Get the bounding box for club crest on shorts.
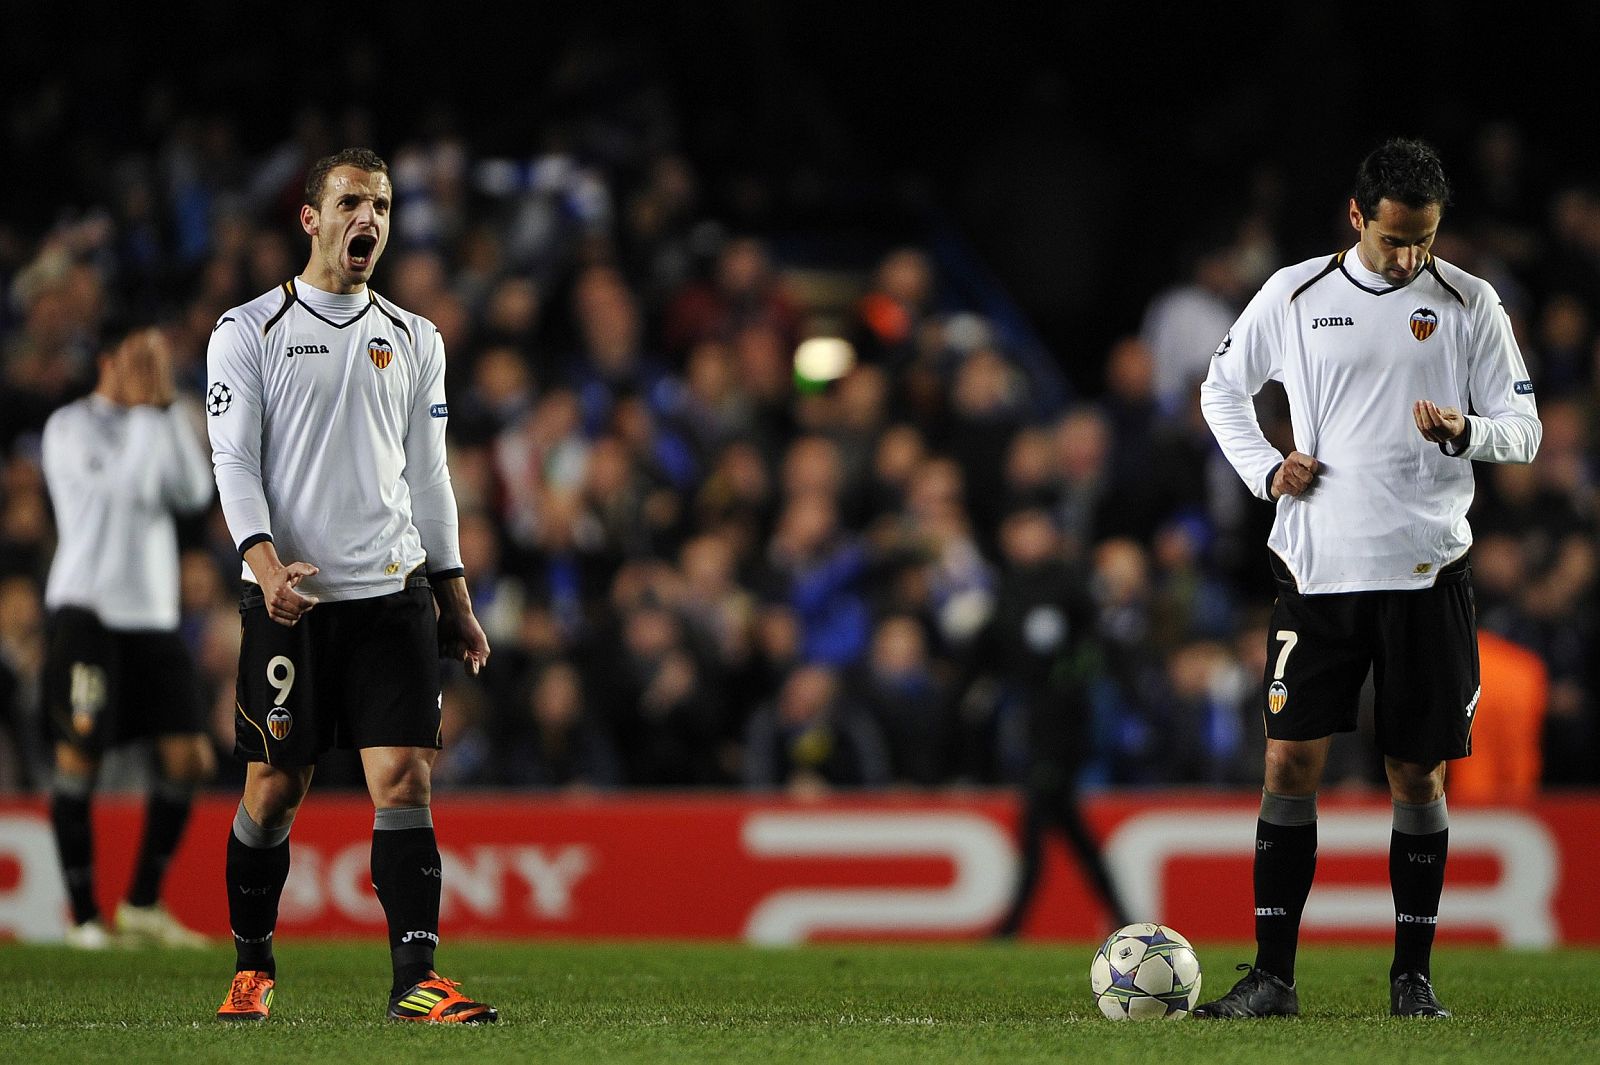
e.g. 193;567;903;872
368;337;394;369
1267;681;1289;714
266;706;293;740
1409;308;1439;341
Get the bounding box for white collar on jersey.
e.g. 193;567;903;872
1343;244;1429;293
294;275;372;318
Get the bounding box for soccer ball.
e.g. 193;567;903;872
1090;923;1202;1020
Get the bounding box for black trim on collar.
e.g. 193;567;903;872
1423;259;1468;307
369;291;414;342
286;278;377;330
1337;251;1424;296
1289;253;1344;303
261;282;295;335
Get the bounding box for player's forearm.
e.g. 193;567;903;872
1199;377;1283;500
214;457;274;556
1451;410;1542;464
409;477;464;574
242;540;288;585
431;573;475;618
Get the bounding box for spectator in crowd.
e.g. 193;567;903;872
590;602;723;786
0;574;45;790
744;663;891;795
850;247;937;370
504;660;622;791
663;236;802;361
762;489;872;669
848;614;948;787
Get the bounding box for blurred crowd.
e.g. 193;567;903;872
0;99;1595;798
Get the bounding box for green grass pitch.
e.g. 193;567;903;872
2;941;1597;1064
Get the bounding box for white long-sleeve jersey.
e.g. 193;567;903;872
206;277;463;603
43;395;215;631
1201;248;1541;594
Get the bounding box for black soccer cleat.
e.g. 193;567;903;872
1391;971;1451;1018
1192;963;1300;1019
388;973;498;1024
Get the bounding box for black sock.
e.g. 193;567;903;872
1390;826;1448;979
1253;818;1317;984
49;788;97;925
127;782;194;907
370;808;441;996
226;809;291;978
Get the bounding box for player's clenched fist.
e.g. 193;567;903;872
1270;451;1319;500
264;562;319;626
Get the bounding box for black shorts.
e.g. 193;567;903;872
234;579;443;767
1262;551;1479;762
42;607;205;753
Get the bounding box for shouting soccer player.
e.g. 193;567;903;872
207;148;496;1023
1196;138;1541;1019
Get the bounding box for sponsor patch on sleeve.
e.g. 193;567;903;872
1514;380;1534;395
429;403;448;418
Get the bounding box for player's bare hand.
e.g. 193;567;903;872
439;609;490;675
1271;451;1320;499
115;329;176;408
263;562;319;626
1414;400;1467;445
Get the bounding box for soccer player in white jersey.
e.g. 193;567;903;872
1195;139;1541;1019
207;148;496;1024
40;325;216;949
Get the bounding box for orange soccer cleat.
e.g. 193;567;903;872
216;970;275;1021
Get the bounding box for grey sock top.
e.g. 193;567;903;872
1260;789;1318;827
232;801;292;849
1392;795;1449;835
373;805;434;831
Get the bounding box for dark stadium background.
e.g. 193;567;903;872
6;0;1597;391
3;0;1600;954
2;0;1598;793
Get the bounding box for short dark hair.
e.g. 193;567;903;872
1352;138;1451;220
303;147;389;207
97;311;160;356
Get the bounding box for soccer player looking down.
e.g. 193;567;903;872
207;148;496;1024
1196;138;1541;1019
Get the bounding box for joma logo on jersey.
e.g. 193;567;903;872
368;337;394;369
1410;308;1439;341
285;344;330;357
1310;316;1354;329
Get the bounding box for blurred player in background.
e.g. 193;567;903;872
41;325;217;948
207;148;495;1024
1197;138;1541;1018
962;506;1132;937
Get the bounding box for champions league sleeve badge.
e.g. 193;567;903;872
206;382;233;416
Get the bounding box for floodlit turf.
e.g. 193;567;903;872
2;941;1598;1064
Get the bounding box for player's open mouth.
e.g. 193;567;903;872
348;235;377;267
